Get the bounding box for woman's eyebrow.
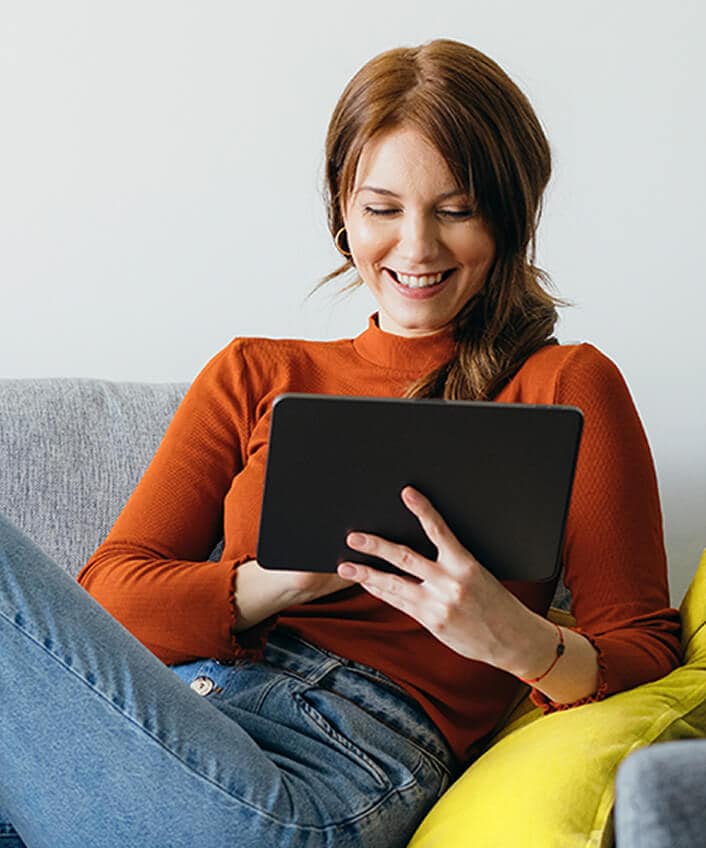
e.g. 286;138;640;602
354;186;467;200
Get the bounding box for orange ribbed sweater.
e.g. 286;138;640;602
76;314;681;765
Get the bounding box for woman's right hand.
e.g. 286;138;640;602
232;560;354;633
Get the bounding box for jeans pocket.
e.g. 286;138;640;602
293;688;393;791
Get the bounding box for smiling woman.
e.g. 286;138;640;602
0;37;681;848
342;126;496;338
316;39;559;401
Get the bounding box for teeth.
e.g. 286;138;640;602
394;270;446;288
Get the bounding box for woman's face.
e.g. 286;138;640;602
343;125;496;337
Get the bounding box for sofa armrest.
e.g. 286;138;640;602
615;739;706;847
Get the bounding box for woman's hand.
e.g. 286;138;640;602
337;485;554;673
233;560;353;633
263;564;354;603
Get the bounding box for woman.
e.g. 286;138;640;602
0;39;681;848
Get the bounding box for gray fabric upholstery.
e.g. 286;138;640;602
0;378;188;577
615;740;706;848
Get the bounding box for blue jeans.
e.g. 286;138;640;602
0;514;455;847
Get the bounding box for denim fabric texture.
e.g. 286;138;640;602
615;740;706;848
0;513;454;847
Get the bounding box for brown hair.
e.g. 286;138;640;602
313;38;564;400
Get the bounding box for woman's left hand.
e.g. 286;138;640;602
337;485;539;670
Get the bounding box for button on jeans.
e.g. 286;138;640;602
0;514;455;847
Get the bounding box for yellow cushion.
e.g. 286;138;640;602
408;549;706;848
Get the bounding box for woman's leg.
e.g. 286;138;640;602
0;514;451;848
0;810;25;847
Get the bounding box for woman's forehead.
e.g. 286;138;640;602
351;126;466;196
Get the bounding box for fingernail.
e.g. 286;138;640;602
348;532;366;547
339;564;357;578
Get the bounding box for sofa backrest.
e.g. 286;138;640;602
0;378;188;577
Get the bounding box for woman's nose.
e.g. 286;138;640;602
395;214;440;266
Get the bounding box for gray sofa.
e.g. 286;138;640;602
1;377;703;848
614;739;706;847
0;378;225;579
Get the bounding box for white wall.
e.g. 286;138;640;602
1;0;704;601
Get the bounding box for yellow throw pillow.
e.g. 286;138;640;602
408;550;706;848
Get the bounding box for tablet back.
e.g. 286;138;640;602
257;394;583;582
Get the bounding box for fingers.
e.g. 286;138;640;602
400;486;467;561
337;560;422;618
344;530;434;581
339;486;478;596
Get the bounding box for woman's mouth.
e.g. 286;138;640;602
383;267;455;298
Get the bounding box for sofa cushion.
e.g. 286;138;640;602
682;550;706;664
408;549;706;848
0;378;188;576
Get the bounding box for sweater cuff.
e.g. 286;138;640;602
228;558;278;661
529;626;609;713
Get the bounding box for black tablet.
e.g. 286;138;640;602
256;393;583;582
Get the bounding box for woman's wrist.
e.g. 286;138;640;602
498;606;559;680
499;606;600;704
517;621;566;685
232;560;308;633
533;626;600;704
232;561;352;633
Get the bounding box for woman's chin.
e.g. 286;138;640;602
377;307;452;338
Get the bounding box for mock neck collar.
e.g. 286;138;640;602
352;313;456;373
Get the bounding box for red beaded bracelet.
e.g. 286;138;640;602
519;623;566;685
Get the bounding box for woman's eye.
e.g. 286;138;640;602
439;209;474;219
362;207;474;219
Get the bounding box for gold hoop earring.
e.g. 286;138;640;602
334;227;352;258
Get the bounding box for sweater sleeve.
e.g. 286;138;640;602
76;341;270;665
530;344;682;711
